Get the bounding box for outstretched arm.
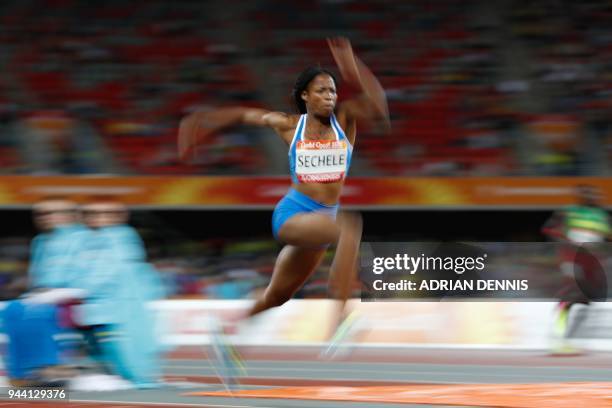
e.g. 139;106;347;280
178;107;293;161
328;37;390;130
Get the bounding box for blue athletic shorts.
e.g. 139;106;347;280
272;188;339;241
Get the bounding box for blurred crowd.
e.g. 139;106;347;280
0;232;336;301
0;0;609;176
0;208;592;302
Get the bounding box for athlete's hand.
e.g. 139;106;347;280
178;108;240;162
327;37;360;84
178;112;201;161
329;37;390;131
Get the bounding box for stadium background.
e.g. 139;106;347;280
0;0;611;298
0;0;611;406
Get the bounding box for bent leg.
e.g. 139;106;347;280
277;213;340;248
248;245;326;317
272;211;363;319
328;211;363;323
328;212;363;302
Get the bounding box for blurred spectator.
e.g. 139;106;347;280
524;114;584;176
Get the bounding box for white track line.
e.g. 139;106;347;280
162;364;612;381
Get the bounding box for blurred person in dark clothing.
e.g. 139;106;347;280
542;184;610;353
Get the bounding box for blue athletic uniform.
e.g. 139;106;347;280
272;113;353;240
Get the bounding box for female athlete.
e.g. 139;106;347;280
179;37;389;326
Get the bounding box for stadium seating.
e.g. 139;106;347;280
0;0;608;176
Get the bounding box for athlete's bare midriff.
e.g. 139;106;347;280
292;181;344;206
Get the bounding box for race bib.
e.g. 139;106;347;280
295;140;347;183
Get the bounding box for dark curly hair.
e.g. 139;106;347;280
292;66;338;114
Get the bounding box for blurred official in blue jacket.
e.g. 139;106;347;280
29;199;88;289
4;199;86;385
76;200;164;388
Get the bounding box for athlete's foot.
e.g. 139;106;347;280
209;317;247;389
550;343;583;356
320;310;361;360
549;307;582;355
554;307;569;337
221;313;248;377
